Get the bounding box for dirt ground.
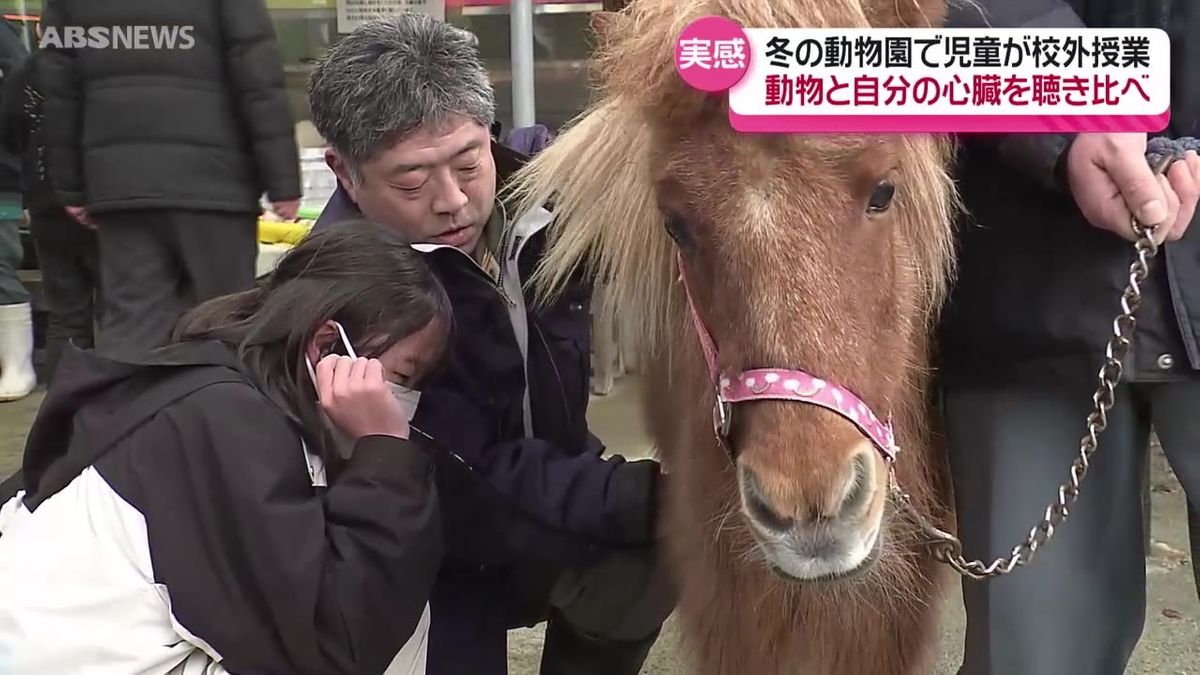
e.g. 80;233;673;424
2;383;1197;673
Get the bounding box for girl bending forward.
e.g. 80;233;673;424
0;220;453;674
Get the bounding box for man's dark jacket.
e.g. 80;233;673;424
37;0;301;214
938;0;1200;385
312;138;661;674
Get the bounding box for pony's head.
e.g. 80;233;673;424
510;0;956;584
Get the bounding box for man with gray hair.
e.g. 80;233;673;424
308;14;674;675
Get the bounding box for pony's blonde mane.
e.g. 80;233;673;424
505;0;960;370
506;97;680;361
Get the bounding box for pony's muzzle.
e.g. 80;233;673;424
739;447;874;529
736;442;885;582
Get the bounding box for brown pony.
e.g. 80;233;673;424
506;0;961;671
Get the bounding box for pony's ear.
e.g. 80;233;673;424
865;0;947;28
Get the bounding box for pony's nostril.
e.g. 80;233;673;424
838;449;875;518
739;466;794;533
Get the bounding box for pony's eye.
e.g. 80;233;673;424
867;182;896;213
663;212;692;246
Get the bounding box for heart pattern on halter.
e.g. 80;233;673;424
719;369;898;461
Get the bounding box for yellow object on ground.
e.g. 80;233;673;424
257;219;312;245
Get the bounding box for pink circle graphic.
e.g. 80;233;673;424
674;15;751;93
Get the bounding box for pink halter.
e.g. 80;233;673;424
676;253;899;463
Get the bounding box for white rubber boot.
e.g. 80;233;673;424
0;302;36;401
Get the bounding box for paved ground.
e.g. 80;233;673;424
2;376;1197;673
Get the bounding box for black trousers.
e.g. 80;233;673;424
941;374;1200;675
28;209;98;383
537;544;677;675
93;209;257;353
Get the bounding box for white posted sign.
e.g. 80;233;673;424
337;0;445;33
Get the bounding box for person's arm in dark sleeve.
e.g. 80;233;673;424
412;385;660;568
218;0;302;203
946;0;1088;194
125;384;442;675
0;56;30;157
0;55;28;156
37;0;84;206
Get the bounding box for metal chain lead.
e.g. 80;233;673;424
894;152;1177;581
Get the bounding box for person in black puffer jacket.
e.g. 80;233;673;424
37;0;302;353
0;49;98;387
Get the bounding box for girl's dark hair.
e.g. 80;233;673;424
173;219;453;464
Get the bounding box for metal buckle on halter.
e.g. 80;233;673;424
713;388;732;439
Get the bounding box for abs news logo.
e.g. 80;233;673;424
38;25;196;51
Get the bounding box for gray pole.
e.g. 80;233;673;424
17;0;32;51
509;0;536;128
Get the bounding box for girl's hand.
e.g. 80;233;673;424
315;355;410;440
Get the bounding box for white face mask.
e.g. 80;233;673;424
390;383;422;422
306;320;423;421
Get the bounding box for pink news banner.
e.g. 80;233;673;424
674;16;1171;133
